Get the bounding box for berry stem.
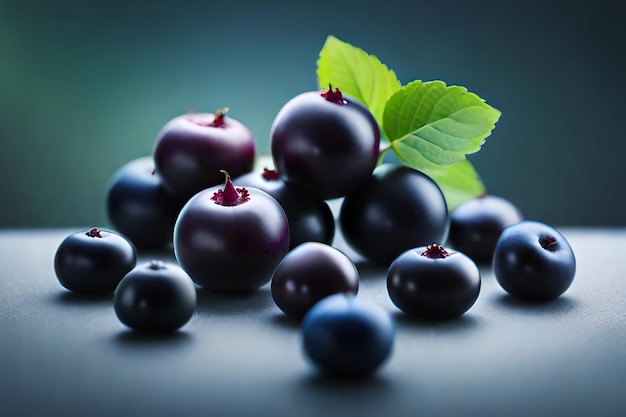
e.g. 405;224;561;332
211;108;229;128
186;108;229;127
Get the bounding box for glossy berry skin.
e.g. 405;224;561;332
106;156;185;250
387;244;481;319
234;169;335;249
448;194;523;264
114;260;197;333
54;228;137;294
339;164;449;265
174;175;290;291
153;110;255;200
271;242;359;320
493;221;576;301
301;294;394;376
270;87;380;200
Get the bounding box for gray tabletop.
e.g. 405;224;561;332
1;227;625;417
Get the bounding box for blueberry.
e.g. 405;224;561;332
106;156;185;250
301;294;394;376
271;242;359;320
270;86;380;200
339;164;449;264
234;168;335;249
174;171;290;291
114;260;197;333
493;220;576;301
54;228;137;294
448;194;523;264
387;243;481;319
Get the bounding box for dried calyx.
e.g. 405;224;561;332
539;235;558;251
261;167;280;180
211;170;250;206
321;85;346;105
86;228;103;238
420;243;451;259
188;107;229;127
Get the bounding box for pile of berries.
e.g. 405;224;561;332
53;86;576;377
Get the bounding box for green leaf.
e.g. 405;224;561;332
384;80;501;166
427;159;486;211
317;35;402;125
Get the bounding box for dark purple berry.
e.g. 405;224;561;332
448;194;523;264
114;260;197;333
271;242;359;320
174;171;290;291
54;228;137;294
270;86;380;200
387;243;481;319
106;156;185;250
339;164;449;264
493;221;576;301
153;108;255;200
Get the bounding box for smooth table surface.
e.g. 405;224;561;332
1;228;625;417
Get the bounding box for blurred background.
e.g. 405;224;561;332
1;0;624;228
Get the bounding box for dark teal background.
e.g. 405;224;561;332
1;0;624;228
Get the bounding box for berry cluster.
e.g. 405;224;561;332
53;86;576;377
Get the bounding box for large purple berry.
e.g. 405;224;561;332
270;86;380;200
174;171;290;291
340;164;449;264
153;109;255;200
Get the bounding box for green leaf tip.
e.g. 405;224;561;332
317;35;401;125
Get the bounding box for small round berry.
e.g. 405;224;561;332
114;260;197;333
54;228;137;294
271;242;359;320
301;294;394;376
493;221;576;301
448;194;524;264
387;243;481;319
